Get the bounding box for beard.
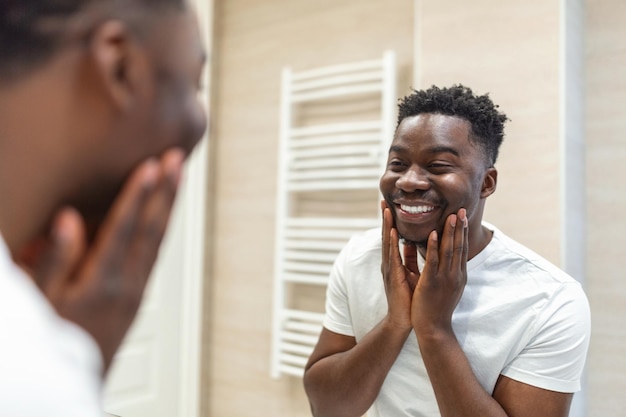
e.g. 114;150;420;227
397;226;431;255
400;234;428;249
382;193;445;252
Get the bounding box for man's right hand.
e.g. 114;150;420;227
21;148;185;373
380;200;419;332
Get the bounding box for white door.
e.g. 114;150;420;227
102;142;209;417
102;2;213;415
103;196;185;416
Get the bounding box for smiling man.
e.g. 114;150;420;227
303;85;590;417
0;0;206;415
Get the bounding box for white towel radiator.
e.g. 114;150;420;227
271;51;397;378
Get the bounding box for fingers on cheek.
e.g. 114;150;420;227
441;214;457;254
389;228;398;260
58;208;86;262
383;208;392;231
426;230;439;266
98;164;160;258
146;162;180;231
133;181;177;271
455;217;465;256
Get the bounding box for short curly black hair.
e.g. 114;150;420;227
0;0;186;80
397;84;508;166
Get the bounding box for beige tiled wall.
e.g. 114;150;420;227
585;0;626;415
416;0;562;264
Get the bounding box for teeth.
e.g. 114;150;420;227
400;204;435;214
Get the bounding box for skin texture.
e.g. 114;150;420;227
303;114;573;417
0;3;206;372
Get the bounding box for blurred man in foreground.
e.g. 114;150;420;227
0;0;206;415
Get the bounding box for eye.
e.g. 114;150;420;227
428;162;454;173
388;159;407;171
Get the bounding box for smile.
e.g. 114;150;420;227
399;204;435;214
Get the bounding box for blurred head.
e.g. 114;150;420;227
0;0;192;79
0;0;207;230
380;85;507;252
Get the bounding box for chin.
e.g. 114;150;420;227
69;182;121;242
396;226;431;248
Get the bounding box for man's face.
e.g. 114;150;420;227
379;113;490;248
134;9;207;160
75;8;207;228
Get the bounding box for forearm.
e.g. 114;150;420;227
417;329;508;417
304;318;411;417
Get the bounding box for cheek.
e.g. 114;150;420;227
379;171;395;195
187;97;208;142
157;89;207;153
175;96;207;154
437;174;481;209
438;175;468;191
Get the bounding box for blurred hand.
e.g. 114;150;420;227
18;148;185;372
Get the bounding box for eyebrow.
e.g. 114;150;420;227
388;145;461;157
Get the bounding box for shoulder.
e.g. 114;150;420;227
0;348;103;416
329;227;383;289
472;223;589;323
338;227;382;265
483;222;582;287
0;241;103;415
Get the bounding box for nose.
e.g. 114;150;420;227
396;167;430;193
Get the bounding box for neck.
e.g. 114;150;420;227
468;223;493;259
0;127;60;254
466;203;493;260
0;67;77;254
414;222;493;261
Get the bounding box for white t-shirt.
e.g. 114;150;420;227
0;234;104;416
324;223;590;417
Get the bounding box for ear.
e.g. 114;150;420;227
88;20;148;111
480;167;497;198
